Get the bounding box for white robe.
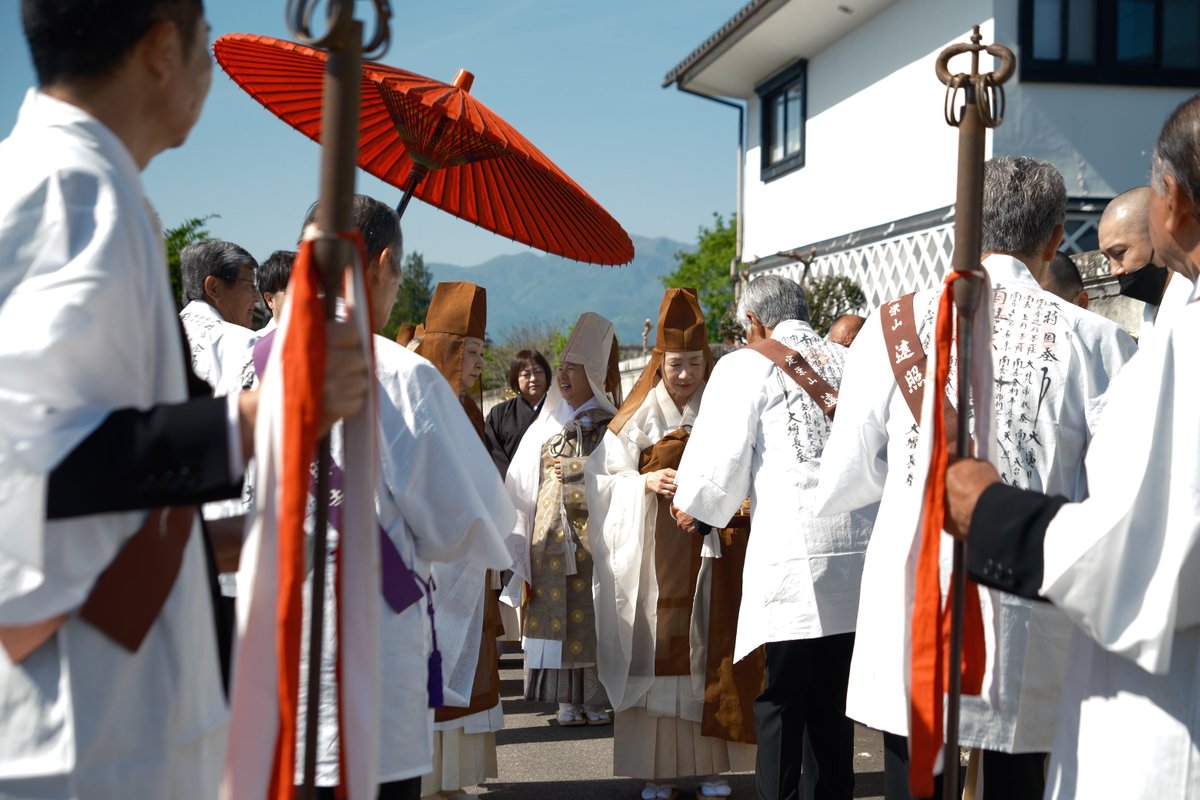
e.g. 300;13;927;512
298;337;515;785
674;319;875;664
1037;287;1200;798
0;90;227;799
179;299;259;398
178;300;258;527
586;380;707;713
815;254;1136;752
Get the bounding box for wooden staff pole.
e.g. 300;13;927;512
301;2;361;797
934;27;1014;800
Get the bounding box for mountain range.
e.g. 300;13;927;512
427;234;692;344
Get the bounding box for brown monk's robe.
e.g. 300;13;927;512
640;431;763;744
701;509;764;745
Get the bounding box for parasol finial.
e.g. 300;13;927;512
452;69;475;92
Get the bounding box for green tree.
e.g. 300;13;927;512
381;251;434;341
661;213;736;342
803;274;867;337
164;215;216;309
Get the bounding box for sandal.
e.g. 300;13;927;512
583;708;612;726
699;779;732;797
641;784;660;800
555;707;586;727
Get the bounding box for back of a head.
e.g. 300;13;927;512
22;0;203;87
301;194;402;273
737;274;810;329
829;314;866;346
1152;95;1200;208
1043;251;1085;302
180;239;257;304
981;155;1067;257
257;249;296;295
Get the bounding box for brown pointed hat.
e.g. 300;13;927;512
423;281;487;340
609;287;711;434
415;282;488;434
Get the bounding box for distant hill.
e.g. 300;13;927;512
427;235;692;344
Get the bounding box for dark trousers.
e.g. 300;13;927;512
754;634;856;800
882;732;1045;800
312;777;420;800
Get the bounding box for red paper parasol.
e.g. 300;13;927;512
213;33;634;266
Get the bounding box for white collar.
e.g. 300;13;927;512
982;253;1042;290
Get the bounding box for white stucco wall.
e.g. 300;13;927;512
739;0;1198;261
740;0;992;262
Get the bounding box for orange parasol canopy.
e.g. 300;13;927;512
214;33;634;266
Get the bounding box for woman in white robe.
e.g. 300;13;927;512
587;288;755;800
503;313;622;727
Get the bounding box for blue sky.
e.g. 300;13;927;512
0;1;741;267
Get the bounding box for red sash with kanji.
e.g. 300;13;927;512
748;338;838;419
902;278;987;799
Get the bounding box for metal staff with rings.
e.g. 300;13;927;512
910;25;1015;800
285;2;392;798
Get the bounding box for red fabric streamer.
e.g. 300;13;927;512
908;271;987;799
271;240;327;800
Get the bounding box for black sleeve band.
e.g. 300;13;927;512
47;397;242;519
966;482;1068;601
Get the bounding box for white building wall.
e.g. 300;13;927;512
741;0;993;263
991;0;1195;198
739;0;1197;267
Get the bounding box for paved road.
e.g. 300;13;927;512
460;650;886;800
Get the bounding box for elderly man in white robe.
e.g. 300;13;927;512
178;239;265;584
0;2;369;798
946;95;1200;800
815;155;1135;800
179;239;262;397
672;275;875;800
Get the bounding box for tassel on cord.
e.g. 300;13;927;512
416;574;444;709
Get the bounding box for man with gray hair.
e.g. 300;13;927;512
673;274;875;800
944;92;1200;800
815;155;1135;799
179;239;262;396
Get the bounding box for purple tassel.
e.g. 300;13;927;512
417;573;444;709
426;648;444;709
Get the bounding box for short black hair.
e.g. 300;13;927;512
181;239;257;304
301;194;402;274
507;349;552;394
1044;251;1085;300
1152;94;1200;207
22;0;205;87
258;249;296;297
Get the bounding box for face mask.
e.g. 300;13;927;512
1117;262;1170;305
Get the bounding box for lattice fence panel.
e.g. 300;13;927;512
750;210;1100;312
